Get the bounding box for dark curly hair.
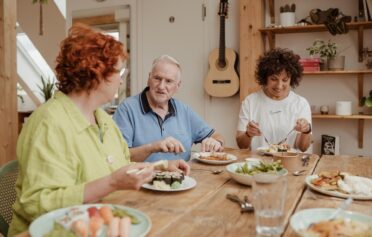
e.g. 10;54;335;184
255;48;303;88
55;23;127;94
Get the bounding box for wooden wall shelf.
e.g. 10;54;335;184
303;70;372;75
312;114;372;148
312;114;372;119
259;22;372;62
259;22;372;34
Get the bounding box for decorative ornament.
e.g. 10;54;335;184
32;0;48;36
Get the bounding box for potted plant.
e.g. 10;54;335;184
306;39;345;71
279;3;296;27
360;90;372;115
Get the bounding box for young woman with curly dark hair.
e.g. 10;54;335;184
236;48;312;152
8;23;189;236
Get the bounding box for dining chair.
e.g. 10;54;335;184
0;160;18;237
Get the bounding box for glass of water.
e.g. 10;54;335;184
252;174;287;237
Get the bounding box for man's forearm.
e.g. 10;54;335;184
129;144;156;162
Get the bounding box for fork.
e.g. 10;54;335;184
251;120;271;146
263;134;272;146
276;127;296;145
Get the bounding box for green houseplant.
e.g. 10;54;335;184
361;90;372;115
279;4;296;26
38;76;55;101
306;39;344;71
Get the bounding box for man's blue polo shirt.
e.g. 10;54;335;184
113;87;214;162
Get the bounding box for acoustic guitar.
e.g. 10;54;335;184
204;0;239;97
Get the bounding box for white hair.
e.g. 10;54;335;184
151;55;181;80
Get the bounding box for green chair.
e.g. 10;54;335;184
0;160;18;237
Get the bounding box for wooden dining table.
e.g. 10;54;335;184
15;150;372;237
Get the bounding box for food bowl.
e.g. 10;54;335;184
273;152;298;158
226;162;288;186
290;208;372;237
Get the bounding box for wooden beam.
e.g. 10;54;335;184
358;119;364;148
0;0;17;165
72;14;120;26
268;0;275;24
239;0;263;101
358;25;363;62
357;73;363;106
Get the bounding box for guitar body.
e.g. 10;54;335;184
204;48;239;97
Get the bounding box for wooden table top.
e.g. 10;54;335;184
15;151;372;237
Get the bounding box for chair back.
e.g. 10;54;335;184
0;160;18;237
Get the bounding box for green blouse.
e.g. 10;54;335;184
8;91;130;235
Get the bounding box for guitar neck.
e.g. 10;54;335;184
218;15;226;66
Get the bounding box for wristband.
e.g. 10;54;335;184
245;131;252;138
302;124;312;134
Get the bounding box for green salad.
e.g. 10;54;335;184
235;160;283;175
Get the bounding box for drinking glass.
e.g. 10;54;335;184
252;174;287;237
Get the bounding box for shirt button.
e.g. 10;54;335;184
106;155;114;164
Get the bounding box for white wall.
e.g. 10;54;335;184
17;0;66;70
68;0;372;156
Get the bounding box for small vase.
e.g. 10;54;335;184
280;12;296;27
328;56;345;71
320;58;328;71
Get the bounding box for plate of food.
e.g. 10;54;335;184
192;152;237;165
305;170;372;200
290;208;372;237
142;171;196;192
226;159;288;186
29;204;151;237
257;144;297;156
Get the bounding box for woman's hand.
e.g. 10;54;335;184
246;121;261;137
295;118;311;134
167;160;190;176
201;137;223;152
110;163;154;191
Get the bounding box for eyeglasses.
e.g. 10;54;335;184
119;68;129;80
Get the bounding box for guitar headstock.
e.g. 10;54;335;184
218;0;229;18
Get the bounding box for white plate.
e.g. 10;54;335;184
142;176;197;192
290;208;372;236
192;152;238;165
257;146;297;156
305;175;372;200
29;204;151;237
226;162;288;186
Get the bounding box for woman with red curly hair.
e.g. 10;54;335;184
8;24;189;235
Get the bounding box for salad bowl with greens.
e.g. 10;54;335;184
226;160;288;186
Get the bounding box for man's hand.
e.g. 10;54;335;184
201;137;223;152
154;136;185;153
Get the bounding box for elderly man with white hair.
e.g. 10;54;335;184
113;55;224;162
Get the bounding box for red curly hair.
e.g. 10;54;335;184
55;23;127;94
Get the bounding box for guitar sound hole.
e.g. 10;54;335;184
212;80;231;84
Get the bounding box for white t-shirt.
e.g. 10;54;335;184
237;89;312;151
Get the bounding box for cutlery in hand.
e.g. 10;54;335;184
276;127;296;145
